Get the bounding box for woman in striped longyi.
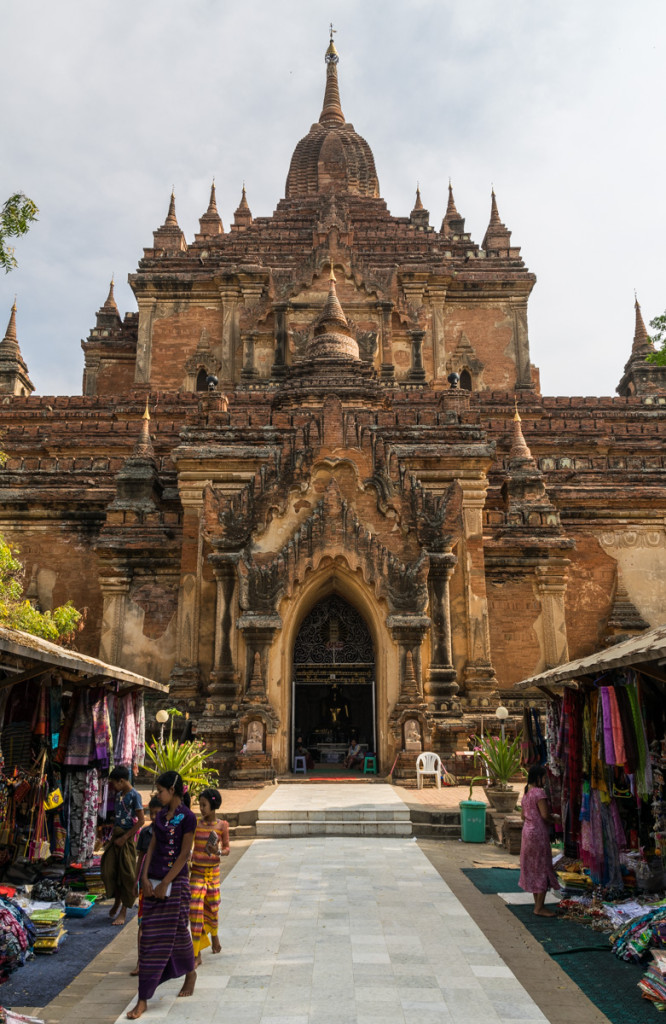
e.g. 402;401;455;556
190;788;230;965
127;771;197;1020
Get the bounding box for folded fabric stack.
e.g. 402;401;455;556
611;905;666;962
0;904;30;982
0;1010;46;1023
639;949;666;1010
29;908;66;954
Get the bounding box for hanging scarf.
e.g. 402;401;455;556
615;683;638;773
600;687;616;766
91;691;111;768
64;691;94;766
545;698;562;776
49;682;62;751
590;690;610;796
115;692;137;767
134;691;145;768
608;687;626;766
626;677;652;799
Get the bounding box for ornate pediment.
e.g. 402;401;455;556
237;477;430;617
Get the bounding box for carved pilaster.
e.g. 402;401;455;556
98;576;130;665
271;304;289;378
459;480;497;695
512;299;534;390
208;553;240;700
377;301;395;380
407;328;426;382
535;564;570;669
219;284;241;384
240;331;259;380
429;285;447;381
427;551;459;700
134;297;157;384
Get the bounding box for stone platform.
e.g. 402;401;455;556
255;783;412;837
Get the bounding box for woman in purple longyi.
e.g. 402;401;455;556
127;771;197;1020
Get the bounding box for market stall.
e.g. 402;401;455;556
0;624;165;991
516;624;666;1010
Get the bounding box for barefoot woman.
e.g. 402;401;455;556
127;771;197;1020
519;765;561;917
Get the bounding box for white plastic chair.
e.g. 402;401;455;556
416;751;442;789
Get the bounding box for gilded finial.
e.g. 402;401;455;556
514;397;521;422
143;397;150;421
329;264;336;283
326;23;339;62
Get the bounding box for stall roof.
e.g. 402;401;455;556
0;624;168;693
515;623;666;691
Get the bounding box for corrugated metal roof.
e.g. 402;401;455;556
0;624;168;692
514;623;666;690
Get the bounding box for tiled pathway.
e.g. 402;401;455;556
115;837;549;1024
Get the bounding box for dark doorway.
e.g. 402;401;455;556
292;595;375;772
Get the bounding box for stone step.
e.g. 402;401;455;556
255;819;413;838
256;808;410;823
411;822;467;839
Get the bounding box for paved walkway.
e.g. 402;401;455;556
114;836;548;1024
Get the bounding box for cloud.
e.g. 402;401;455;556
1;0;664;396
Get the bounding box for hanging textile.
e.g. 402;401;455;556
64;691;94;766
134;691;145;768
79;768;99;863
91;691;113;769
114;693;137;767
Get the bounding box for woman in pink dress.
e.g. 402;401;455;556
519;765;560;917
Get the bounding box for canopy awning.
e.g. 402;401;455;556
514;623;666;692
0;624;168;693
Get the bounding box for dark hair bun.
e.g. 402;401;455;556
200;787;222;810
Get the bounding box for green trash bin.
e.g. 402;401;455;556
459;800;487;843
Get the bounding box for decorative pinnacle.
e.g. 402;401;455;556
165;190;178;227
329;264;336;282
4;299;18;343
413;185;424;211
320;29;344;124
509;401;533;462
143;397;150;421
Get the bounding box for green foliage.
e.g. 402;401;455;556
467;775;487;801
647;311;666;366
474;732;523;789
145;711;218;798
0;534;82;643
1;193;39;273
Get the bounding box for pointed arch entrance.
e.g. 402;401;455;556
292;595;376;770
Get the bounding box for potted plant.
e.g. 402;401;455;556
145;708;219;799
473;732;522;813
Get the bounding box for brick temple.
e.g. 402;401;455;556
1;37;664;781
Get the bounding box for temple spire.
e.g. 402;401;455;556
165;190;179;227
632;296;654;356
0;300;34;396
151;189;187;253
133;397;155;459
232;184;253;231
4;300;17;344
196;179;224;239
103;277;118;312
482;187;512;252
319;30;345;125
413;185;424;211
440;181;465;237
410;184;430;229
509;403;534;464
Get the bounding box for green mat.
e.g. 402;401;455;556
508;905;650;1024
461;867;522;893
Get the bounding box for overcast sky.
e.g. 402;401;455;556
2;0;664;397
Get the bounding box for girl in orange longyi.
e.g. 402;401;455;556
190;788;230;964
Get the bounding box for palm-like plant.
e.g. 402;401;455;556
145;710;218;798
474;732;522;791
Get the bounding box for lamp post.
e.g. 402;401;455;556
495;705;509;743
156;709;169;744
